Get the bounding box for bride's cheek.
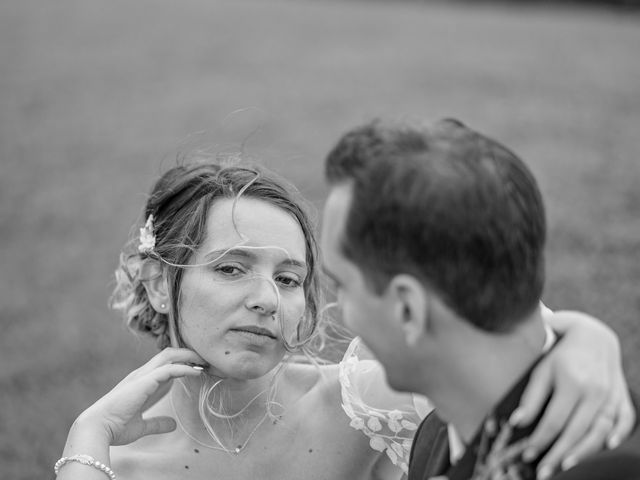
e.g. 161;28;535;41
292;294;307;319
279;296;306;326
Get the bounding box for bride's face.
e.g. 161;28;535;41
177;196;308;379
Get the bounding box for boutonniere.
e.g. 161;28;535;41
471;417;534;480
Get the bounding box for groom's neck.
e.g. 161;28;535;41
428;310;547;443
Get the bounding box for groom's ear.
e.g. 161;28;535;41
140;260;170;314
388;274;430;347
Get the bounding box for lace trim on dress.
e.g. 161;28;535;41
339;337;433;474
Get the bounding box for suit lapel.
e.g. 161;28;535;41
409;412;451;480
423;424;450;480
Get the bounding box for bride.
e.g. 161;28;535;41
56;160;634;480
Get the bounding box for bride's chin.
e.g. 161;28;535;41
202;356;283;381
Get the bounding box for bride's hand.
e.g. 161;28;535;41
77;348;205;446
512;310;634;479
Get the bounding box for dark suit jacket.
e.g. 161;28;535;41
552;420;640;480
408;410;450;480
408;365;640;480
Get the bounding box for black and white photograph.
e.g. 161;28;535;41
2;1;639;479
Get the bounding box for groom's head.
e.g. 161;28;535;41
321;119;547;391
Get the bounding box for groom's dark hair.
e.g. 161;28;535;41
325;118;546;332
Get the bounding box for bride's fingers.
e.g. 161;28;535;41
553;407;617;473
116;364;203;410
142;416;177;437
85;364;202;445
143;347;206;371
143;363;204;395
523;381;578;461
534;395;603;477
110;416;178;447
511;359;553;427
140;379;174;413
123;348;206;381
140;363;204;412
607;387;636;449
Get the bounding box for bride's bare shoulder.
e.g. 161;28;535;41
282;360;342;408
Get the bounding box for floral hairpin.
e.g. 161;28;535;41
138;214;156;254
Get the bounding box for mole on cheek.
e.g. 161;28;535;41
224;350;230;355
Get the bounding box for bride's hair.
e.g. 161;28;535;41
110;155;323;353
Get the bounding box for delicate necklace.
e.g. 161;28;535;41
169;387;270;455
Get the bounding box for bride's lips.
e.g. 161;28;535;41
230;325;277;340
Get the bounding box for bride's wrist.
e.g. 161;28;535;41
59;415;114;480
66;411;114;448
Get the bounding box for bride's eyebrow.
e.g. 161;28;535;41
282;258;308;275
203;247;307;272
203;248;251;263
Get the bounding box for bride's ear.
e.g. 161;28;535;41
140;260;170;314
389;274;430;347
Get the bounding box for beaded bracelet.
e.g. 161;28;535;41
54;454;116;480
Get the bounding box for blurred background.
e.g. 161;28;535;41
1;0;639;478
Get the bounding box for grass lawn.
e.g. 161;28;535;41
1;1;638;478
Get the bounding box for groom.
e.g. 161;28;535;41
320;118;640;479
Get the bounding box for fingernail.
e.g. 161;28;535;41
523;447;538;462
607;435;621;449
561;456;577;471
192;365;204;371
537;464;552;480
509;408;524;426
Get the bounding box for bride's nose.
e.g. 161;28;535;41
245;276;279;317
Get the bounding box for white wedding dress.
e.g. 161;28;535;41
338;337;434;474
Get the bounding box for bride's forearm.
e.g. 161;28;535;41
56;415;113;480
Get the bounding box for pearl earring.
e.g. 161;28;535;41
160;303;166;310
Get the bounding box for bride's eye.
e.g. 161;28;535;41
214;264;245;277
276;274;302;289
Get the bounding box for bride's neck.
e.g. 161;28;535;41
168;373;278;453
173;371;276;418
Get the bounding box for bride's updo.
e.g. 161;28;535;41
110;158;321;351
